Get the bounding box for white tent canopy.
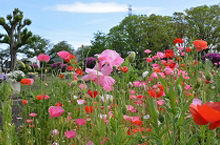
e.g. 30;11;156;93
26;56;40;68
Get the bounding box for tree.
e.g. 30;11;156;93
172;12;188;39
185;4;220;50
18;35;50;58
0;48;10;71
107;15;175;58
90;31;109;57
48;41;74;60
0;8;33;70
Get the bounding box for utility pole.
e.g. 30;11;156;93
128;4;132;16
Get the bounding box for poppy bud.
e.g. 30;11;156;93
122;104;127;114
18;60;26;68
45;69;48;73
127;51;136;63
205;72;213;81
26;64;32;71
177;84;182;96
158;114;164;123
127;82;133;88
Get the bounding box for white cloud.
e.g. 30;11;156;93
49;2;162;14
53;2;128;13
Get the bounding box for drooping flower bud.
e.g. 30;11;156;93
127;51;136;63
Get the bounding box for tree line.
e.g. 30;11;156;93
1;4;220;69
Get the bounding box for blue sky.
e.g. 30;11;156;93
0;0;220;51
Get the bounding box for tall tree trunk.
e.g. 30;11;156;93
10;48;17;71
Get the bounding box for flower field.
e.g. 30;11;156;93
1;39;220;145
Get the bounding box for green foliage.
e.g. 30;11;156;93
18;35;50;58
0;8;33;69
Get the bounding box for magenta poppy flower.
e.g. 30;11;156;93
48;106;65;118
37;54;50;62
144;49;151;54
57;51;70;59
29;113;37;117
65;130;77;138
75;118;86;125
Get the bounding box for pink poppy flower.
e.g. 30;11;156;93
178;46;184;51
185;85;192;90
127;105;137;112
48;106;65;118
29;113;37;117
82;68;115;89
57;51;70;59
52;129;59;135
75;119;86;125
123;115;131;121
65;130;77;138
79;83;87;89
100;114;109;123
157;100;165;106
37;54;50;62
87;141;95;145
164;67;174;75
157;52;165;59
144;49;151;54
151;72;158;79
97;49;124;67
77;99;85;105
26;119;33;123
192;98;202;106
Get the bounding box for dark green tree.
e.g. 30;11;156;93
0;8;32;70
90;31;109;56
172;12;188;39
185;4;220;50
18;35;50;58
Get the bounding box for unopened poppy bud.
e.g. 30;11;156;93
18;60;26;68
158;114;164;123
127;82;133;88
127;51;136;63
45;69;48;73
70;80;77;87
205;72;213;81
26;64;32;71
122;104;127;114
177;84;182;95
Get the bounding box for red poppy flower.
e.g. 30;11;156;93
56;102;63;107
193;40;208;52
173;38;184;44
148;85;164;98
165;49;175;58
121;66;128;73
58;74;65;79
67;66;75;71
75;68;84;75
22;100;28;105
20;79;34;85
169;63;176;68
186;47;192;52
190;102;220;129
64;54;77;63
131;120;142;125
85;106;94;113
88;89;98;98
